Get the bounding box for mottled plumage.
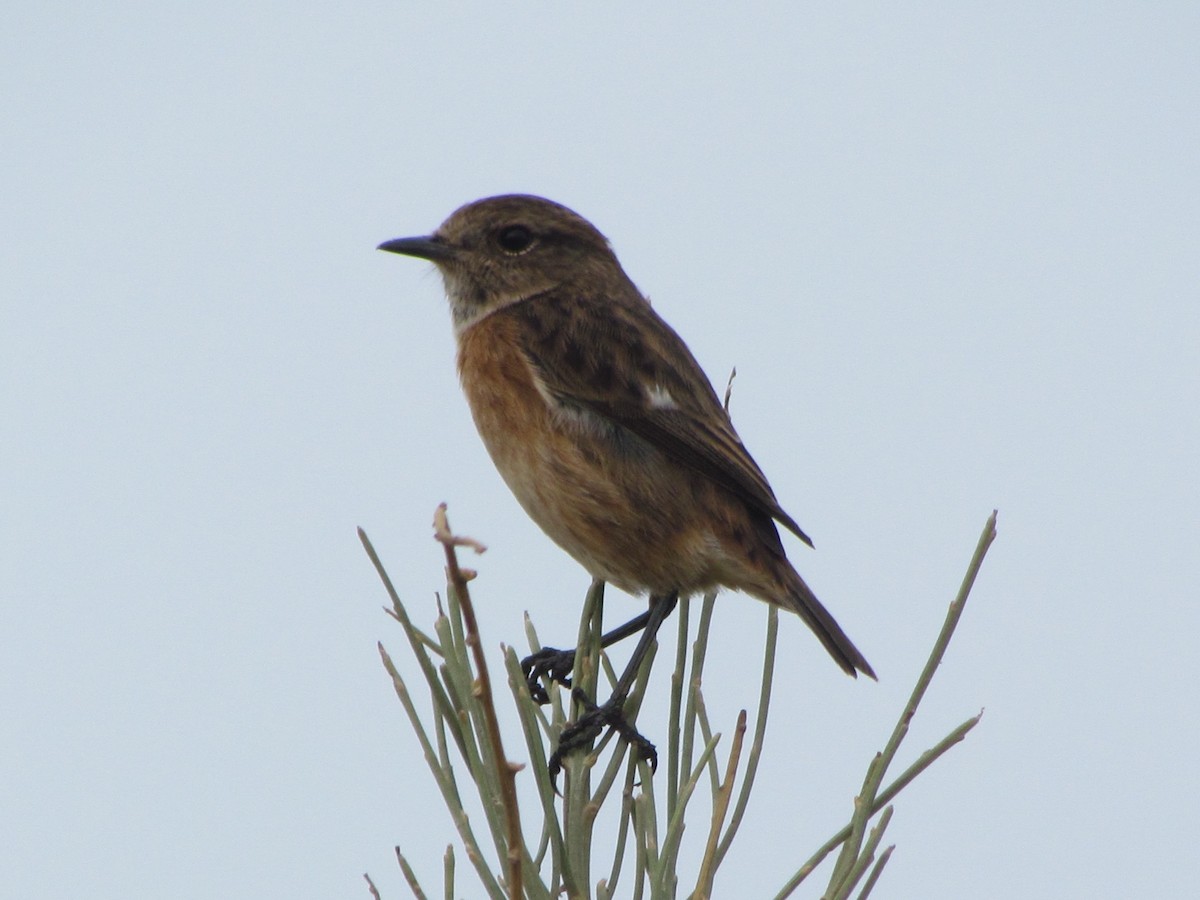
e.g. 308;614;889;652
380;194;873;680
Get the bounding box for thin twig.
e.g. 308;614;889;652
692;709;748;898
562;580;606;897
659;732;722;896
855;845;893;900
787;711;981;890
667;597;691;821
504;646;564;880
829;806;893;900
679;594;717;805
432;504;524;900
395;847;429;899
778;510;997;899
831;511;996;889
360;529;459;748
376;641;502;898
714;606;778;868
443;845;455;900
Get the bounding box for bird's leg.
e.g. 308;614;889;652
547;592;679;784
521;606;658;703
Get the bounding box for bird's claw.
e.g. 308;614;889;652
520;646;576;704
547;688;657;787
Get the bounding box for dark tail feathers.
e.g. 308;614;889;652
783;568;876;680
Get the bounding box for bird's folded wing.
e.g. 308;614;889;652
516;294;813;547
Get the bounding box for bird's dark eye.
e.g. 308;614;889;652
496;224;536;254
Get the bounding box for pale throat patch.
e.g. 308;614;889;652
443;270;555;336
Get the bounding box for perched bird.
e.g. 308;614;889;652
379;195;873;772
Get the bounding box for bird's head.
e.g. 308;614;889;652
379;194;620;330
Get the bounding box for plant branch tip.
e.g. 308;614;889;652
432;503;488;554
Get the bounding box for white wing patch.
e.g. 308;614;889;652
645;383;678;410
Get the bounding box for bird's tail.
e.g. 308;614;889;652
781;567;876;680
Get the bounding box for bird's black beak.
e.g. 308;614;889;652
377;234;456;262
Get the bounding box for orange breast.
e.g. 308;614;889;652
456;313;556;500
455;310;766;599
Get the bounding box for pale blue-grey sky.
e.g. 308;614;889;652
3;3;1197;898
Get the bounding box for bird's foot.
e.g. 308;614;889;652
520;646;576;704
547;688;657;786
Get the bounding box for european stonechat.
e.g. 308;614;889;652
380;195;873;770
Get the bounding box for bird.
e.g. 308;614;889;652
378;194;873;776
